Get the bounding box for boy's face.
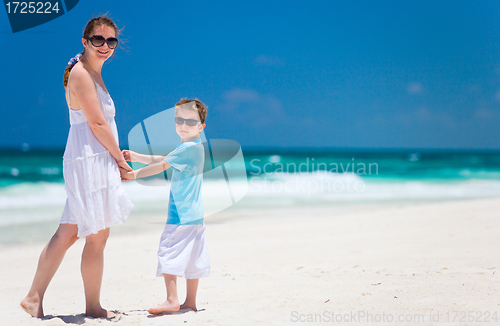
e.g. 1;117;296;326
175;108;205;140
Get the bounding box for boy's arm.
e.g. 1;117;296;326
123;150;166;165
120;160;172;180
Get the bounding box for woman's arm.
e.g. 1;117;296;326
122;150;165;165
70;66;132;171
120;160;172;180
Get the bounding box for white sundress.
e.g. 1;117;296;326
60;70;133;238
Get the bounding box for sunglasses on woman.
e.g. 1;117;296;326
87;35;119;49
175;117;201;126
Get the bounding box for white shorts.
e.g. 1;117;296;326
157;224;210;279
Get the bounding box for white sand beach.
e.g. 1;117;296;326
1;197;499;325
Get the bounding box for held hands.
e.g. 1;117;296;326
119;149;166;180
117;157;134;181
120;167;137;181
122;150;137;162
118;160;133;171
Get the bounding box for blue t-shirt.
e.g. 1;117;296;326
164;138;204;225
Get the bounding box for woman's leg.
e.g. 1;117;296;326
81;227;114;318
20;224;79;318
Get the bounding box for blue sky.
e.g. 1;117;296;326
1;0;500;149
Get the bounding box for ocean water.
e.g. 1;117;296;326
1;147;500;245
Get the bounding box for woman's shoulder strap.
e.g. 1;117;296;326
65;64;98;111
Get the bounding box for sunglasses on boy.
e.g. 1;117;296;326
175;117;201;126
87;35;119;49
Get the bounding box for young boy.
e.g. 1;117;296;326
121;99;209;314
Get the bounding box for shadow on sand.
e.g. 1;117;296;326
43;311;124;324
42;308;201;323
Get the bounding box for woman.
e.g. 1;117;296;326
20;15;133;319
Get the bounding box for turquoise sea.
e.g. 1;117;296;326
1;147;500;245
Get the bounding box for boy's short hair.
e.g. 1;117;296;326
175;98;208;124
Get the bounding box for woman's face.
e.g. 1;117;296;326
82;24;116;62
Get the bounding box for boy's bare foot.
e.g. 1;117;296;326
20;295;43;318
148;299;180;315
180;302;197;312
85;308;116;319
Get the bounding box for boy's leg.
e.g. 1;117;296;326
180;225;209;311
180;278;199;311
148;274;180;314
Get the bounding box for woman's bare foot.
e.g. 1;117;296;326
20;294;43;318
85;308;116;319
148;299;180;315
180;302;197;312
